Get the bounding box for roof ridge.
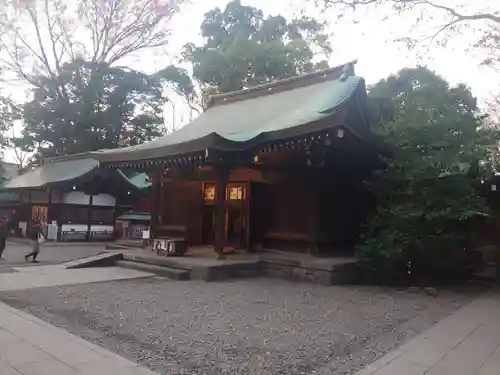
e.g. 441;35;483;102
44;152;96;164
207;60;357;108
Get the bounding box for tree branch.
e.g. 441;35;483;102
326;0;500;25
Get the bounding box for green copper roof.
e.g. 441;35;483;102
92;64;366;163
118;171;151;189
0;158;98;190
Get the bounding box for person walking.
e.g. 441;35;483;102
25;218;45;263
0;215;8;259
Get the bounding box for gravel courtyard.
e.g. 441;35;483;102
0;277;480;375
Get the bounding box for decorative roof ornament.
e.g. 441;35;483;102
339;60;357;82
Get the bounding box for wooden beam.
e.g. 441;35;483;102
150;170;161;238
86;194;93;242
213;167;230;259
308;173;322;255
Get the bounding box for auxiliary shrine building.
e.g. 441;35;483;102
0;158;148;241
87;61;385;257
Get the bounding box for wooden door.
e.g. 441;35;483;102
202;205;215;245
225;184;246;249
201;183;248;249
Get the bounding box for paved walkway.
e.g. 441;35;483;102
0;263;157;374
0;266;153;292
1;242;106;267
355;288;500;375
0;300;157;374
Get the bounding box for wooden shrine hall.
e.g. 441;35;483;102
92;61;385;258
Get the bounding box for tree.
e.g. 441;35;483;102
318;1;500;67
0;98;19;179
182;0;332;94
155;65;200;132
0;98;19;150
15;59;193;158
0;0;181;89
358;67;499;283
0;100;30;168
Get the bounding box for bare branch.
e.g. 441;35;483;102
322;0;500;66
0;0;180;89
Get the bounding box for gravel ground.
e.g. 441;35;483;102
0;277;481;375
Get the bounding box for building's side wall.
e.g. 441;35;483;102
257;180;313;251
158;181;203;244
156;166;372;253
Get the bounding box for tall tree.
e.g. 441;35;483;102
0;98;29;168
182;0;332;95
0;98;19;150
0;98;21;179
359;67;499;282
0;0;181;90
15;59;193;158
319;1;500;67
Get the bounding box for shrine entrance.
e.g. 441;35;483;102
201;183;248;249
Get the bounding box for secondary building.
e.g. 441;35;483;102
0;158;147;241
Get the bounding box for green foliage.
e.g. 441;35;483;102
359;67;498;283
182;0;331;94
15;59;193;158
0;98;19;149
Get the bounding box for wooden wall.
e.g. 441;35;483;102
157;166;373;253
160;181;203;244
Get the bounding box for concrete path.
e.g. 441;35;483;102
355;288;500;375
1;242;106;267
0;264;156;374
0;300;158;374
0;266;153;292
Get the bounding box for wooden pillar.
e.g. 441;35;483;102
28;190;32;223
244;182;251;251
309;174;321;255
86;194;93;241
150;171;161;238
47;188;52;240
214;168;229;259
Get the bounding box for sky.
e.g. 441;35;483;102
161;0;499;104
3;0;499;163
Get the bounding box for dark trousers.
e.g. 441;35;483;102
0;236;5;258
25;239;39;261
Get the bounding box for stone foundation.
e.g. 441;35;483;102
259;254;358;286
115;248;359;285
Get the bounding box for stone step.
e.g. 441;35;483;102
117;240;145;248
105;244;130;250
472;264;498;281
63;252;123;269
122;253;190;270
115;260;190;280
106;241;146;250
